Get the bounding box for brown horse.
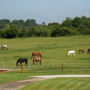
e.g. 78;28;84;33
87;49;90;54
78;50;84;54
32;52;42;65
32;52;42;57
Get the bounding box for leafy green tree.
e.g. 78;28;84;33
51;26;78;37
2;24;19;38
77;25;90;35
28;25;50;37
12;20;25;28
25;19;37;29
61;17;73;27
48;22;59;26
72;17;82;28
0;19;10;29
18;29;29;37
81;16;90;28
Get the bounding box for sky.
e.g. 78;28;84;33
0;0;90;24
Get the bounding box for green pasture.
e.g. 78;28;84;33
0;35;90;85
20;77;90;90
0;35;90;74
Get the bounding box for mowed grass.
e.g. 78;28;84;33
20;77;90;90
0;35;90;74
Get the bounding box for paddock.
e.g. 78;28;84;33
0;36;90;74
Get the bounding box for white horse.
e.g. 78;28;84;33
68;50;75;56
1;45;8;50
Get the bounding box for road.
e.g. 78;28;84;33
0;75;90;90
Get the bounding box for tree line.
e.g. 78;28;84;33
0;16;90;38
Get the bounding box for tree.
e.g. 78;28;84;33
72;17;82;28
61;17;73;27
25;19;37;29
77;25;90;35
2;24;19;38
0;19;10;29
28;25;50;37
48;22;59;26
51;26;78;37
12;20;25;28
18;29;29;37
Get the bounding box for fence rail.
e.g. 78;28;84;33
0;61;90;73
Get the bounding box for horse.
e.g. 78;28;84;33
87;49;90;54
1;45;8;50
33;57;42;65
32;52;42;65
78;50;84;54
16;58;28;66
32;52;42;57
68;50;75;56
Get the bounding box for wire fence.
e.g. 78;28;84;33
0;60;90;73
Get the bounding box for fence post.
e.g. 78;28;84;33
21;64;23;72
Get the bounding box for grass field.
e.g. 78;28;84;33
0;35;90;85
0;35;90;73
20;77;90;90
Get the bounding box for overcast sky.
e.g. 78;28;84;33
0;0;90;24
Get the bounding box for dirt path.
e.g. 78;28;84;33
0;75;90;90
0;78;44;90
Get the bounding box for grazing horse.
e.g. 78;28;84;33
1;45;8;50
78;50;84;54
32;52;42;57
68;50;75;56
87;49;90;54
32;52;42;65
16;58;28;66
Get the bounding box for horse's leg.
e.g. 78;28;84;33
16;62;18;66
33;60;34;64
25;61;26;66
25;61;27;66
26;60;28;65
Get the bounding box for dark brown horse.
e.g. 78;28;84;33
78;50;84;54
32;52;42;65
87;49;90;54
16;58;28;66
